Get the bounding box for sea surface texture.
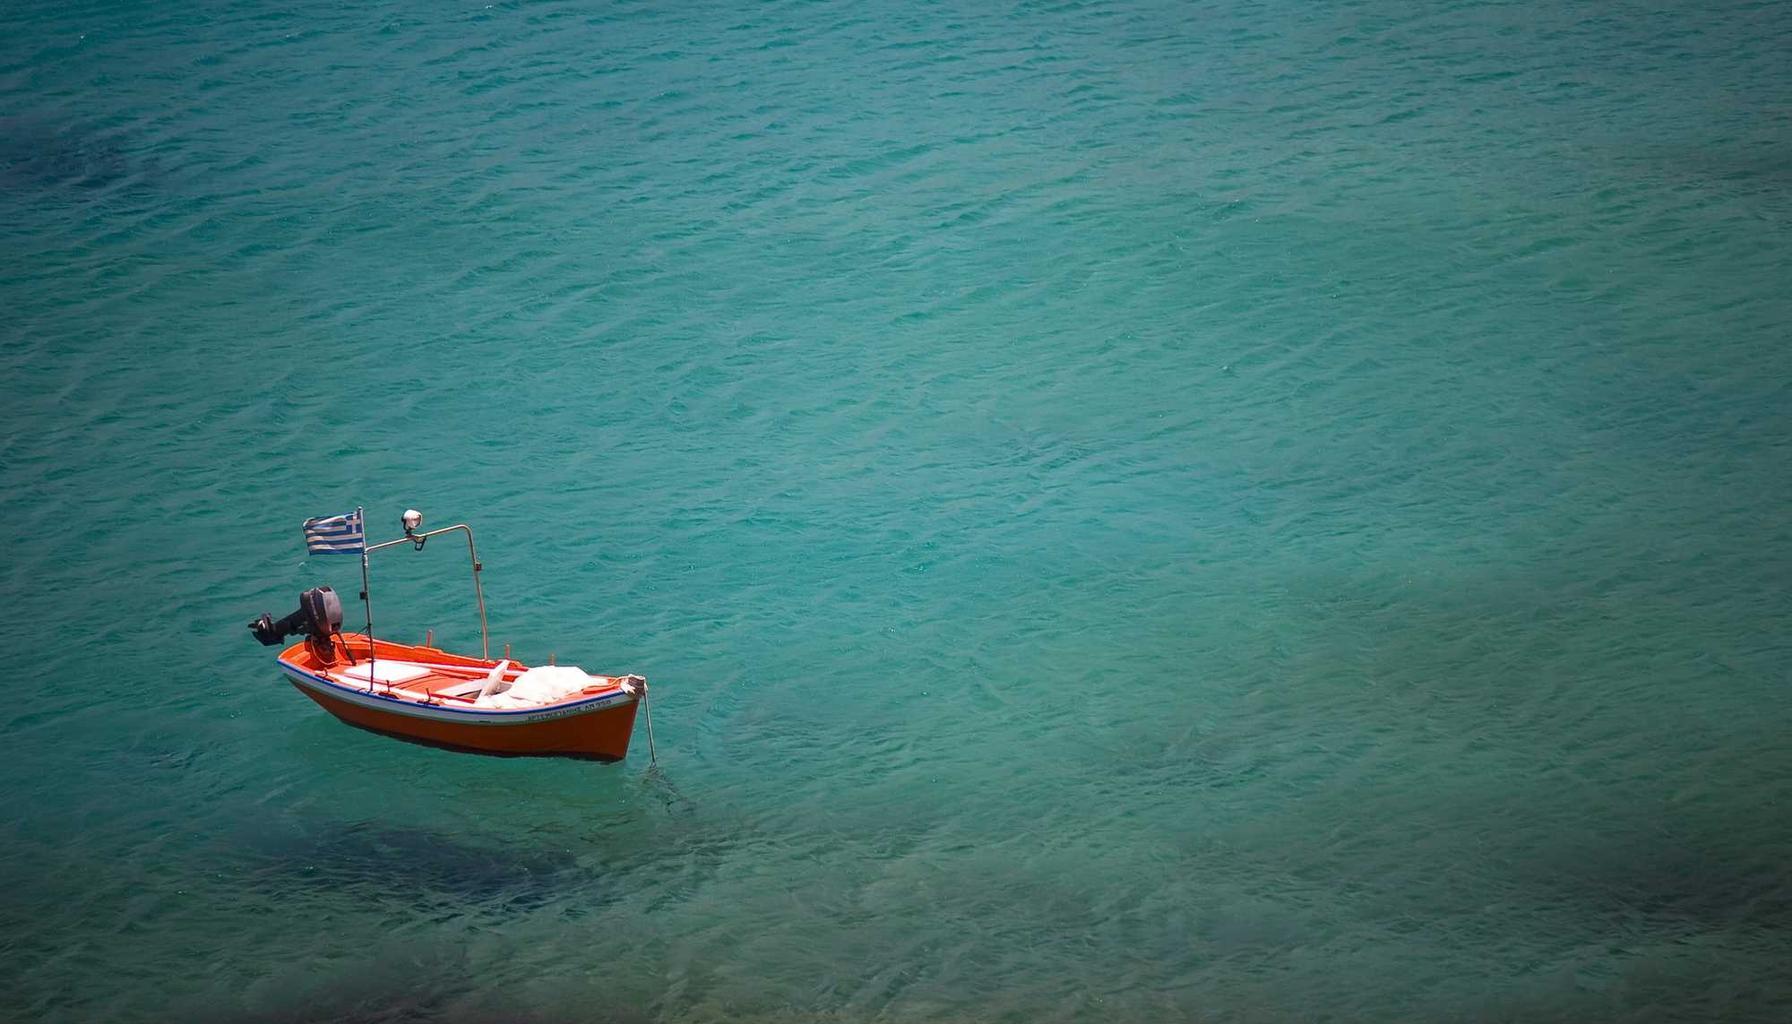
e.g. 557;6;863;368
3;1;1791;1021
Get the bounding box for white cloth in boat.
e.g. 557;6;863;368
475;665;598;708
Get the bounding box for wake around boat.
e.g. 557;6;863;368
247;507;653;761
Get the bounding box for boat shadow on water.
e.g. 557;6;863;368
228;766;700;915
235;819;590;914
192;789;721;1024
0;116;147;194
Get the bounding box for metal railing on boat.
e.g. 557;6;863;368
354;512;491;687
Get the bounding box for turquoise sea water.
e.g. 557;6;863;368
4;0;1792;1020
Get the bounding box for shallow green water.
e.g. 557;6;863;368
3;0;1791;1020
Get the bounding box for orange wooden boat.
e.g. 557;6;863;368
249;508;653;761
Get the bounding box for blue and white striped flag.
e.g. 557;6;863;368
302;508;366;555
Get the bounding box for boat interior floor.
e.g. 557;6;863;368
325;659;512;705
319;657;621;708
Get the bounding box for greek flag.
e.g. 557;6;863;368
303;508;366;555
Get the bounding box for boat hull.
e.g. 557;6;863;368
278;636;643;761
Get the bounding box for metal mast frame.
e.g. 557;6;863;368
357;520;491;687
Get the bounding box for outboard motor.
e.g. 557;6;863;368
248;586;345;646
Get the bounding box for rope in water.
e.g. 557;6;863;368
643;681;658;765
